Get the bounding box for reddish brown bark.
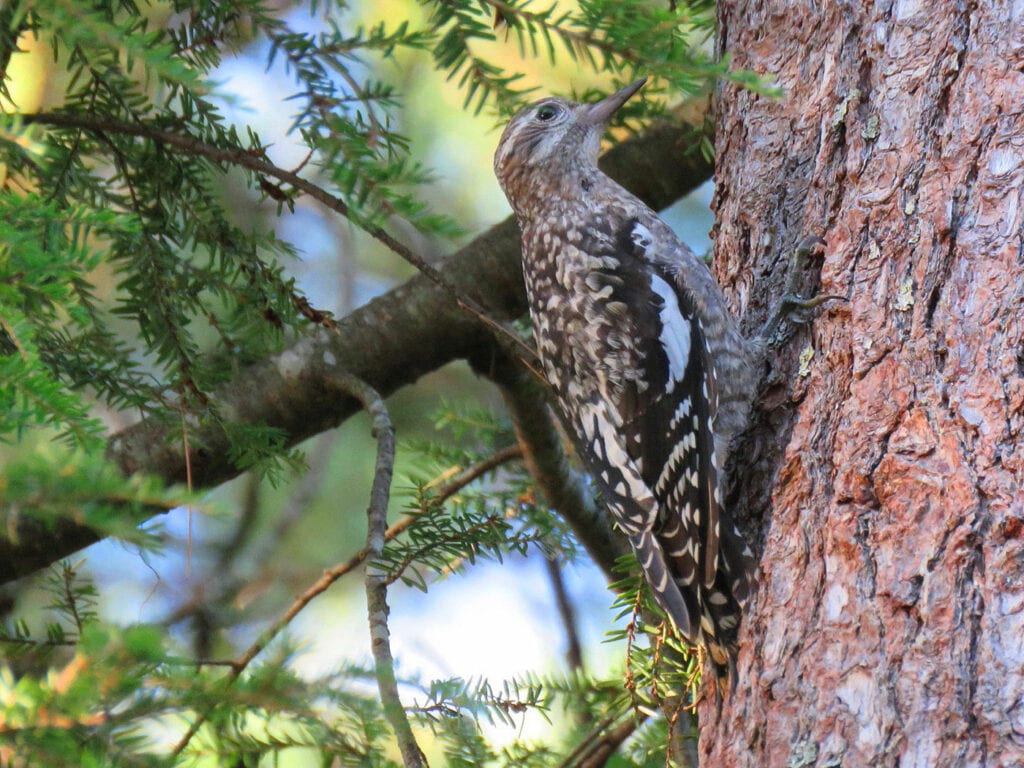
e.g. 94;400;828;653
704;2;1024;766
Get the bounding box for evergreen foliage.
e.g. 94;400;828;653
0;0;766;764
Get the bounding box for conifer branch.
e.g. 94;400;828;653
170;371;407;760
168;436;521;758
21;109;533;367
483;0;629;62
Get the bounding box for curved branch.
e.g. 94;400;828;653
342;373;426;768
0;108;713;584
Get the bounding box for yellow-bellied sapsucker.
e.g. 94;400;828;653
494;79;757;686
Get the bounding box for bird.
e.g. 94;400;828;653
493;78;758;687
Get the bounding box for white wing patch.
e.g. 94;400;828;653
649;273;691;393
669;396;692;430
630;221;655;258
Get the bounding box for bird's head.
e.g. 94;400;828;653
493;78;646;219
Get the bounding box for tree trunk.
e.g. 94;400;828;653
704;3;1024;766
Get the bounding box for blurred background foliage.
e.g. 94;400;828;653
0;0;743;764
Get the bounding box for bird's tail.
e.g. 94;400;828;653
628;523;754;698
700;518;755;697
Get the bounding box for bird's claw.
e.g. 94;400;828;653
759;236;844;343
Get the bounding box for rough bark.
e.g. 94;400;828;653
705;3;1024;767
0;113;712;585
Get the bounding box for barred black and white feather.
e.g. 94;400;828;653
494;79;757;687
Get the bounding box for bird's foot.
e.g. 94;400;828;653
759;235;844;344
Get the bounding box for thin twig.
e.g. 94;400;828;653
544;554;585;673
456;298;540;370
430;443;524;502
54;564;86;637
179;407;194;577
334;372;425;768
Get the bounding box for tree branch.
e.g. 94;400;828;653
544;553;585;672
340;373;425;768
0;107;712;584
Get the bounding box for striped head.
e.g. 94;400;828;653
493;78;646;220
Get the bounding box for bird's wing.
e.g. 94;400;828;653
555;214;716;640
573;396;697;640
609;216;753;671
560;212;751;661
609;218;723;593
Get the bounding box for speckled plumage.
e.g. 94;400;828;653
494;79;757;685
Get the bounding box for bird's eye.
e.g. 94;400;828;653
536;104;559;122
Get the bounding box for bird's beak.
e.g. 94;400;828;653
583;77;647;126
